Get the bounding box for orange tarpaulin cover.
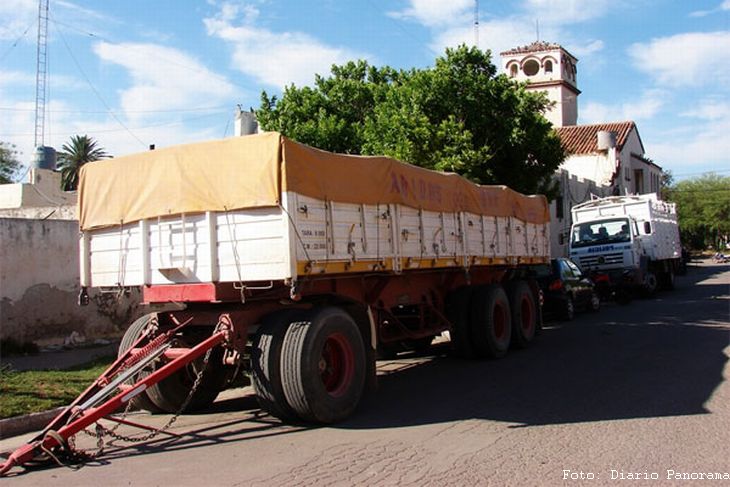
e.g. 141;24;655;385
78;132;549;230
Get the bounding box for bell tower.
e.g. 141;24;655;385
500;41;580;127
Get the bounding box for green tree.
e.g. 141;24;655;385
256;46;565;197
666;173;730;249
56;135;109;191
0;142;22;184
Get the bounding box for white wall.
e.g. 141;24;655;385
0;218;140;346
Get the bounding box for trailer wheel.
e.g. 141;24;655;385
145;330;227;413
117;314;161;413
507;281;537;348
251;309;305;421
280;307;366;424
445;286;475;358
470;285;511;358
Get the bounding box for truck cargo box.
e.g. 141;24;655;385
78;132;550;291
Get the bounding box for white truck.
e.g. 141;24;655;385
568;193;681;297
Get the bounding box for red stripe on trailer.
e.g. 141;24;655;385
144;283;223;303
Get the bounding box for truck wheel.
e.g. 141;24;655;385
117;314;161;413
660;269;675;290
251;309;305;422
470;285;511;358
145;329;227;413
280;307;366;424
642;271;658;297
507;281;537;348
445;286;475;358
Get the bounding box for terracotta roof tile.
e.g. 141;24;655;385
555;121;636;155
500;41;563;56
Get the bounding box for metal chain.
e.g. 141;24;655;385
75;328;219;457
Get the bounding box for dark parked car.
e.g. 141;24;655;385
534;258;600;320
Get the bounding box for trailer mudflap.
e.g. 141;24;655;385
0;315;233;477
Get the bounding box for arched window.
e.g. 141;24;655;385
509;64;518;77
544;60;553;73
523;59;539;76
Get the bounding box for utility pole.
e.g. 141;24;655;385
34;0;49;149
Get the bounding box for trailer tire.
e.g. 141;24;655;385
445;286;475;358
117;314;162;413
251;309;304;422
145;330;227;413
507;281;537;349
470;285;511;358
280;307;366;424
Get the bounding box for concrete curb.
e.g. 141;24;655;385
0;407;65;441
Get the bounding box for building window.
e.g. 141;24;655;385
544;60;553;73
523;59;540;76
509;64;518;77
634;169;644;194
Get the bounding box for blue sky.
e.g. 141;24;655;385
1;0;728;182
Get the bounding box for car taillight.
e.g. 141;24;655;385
548;279;563;291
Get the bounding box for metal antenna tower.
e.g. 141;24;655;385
474;0;479;47
34;0;50;148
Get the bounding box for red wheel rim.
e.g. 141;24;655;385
520;296;534;334
319;333;355;397
493;303;507;341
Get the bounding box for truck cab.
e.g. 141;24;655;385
568;194;681;299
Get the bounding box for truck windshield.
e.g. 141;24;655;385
571;218;631;248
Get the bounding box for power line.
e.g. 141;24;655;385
50;14;147;149
0;22;34;64
0;105;230;114
0;111;224;138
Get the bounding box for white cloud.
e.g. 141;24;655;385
0;0;36;41
629;31;730;88
388;0;473;28
681;99;730;120
648;115;730;174
580;90;666;124
523;0;613;24
92;42;236;119
691;0;730;17
204;3;372;89
0;70;35;88
567;40;604;58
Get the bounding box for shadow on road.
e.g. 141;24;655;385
341;263;730;430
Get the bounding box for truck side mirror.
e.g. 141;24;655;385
644;221;652;234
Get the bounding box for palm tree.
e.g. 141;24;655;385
56;135;109;191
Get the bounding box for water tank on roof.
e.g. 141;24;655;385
596;131;616;151
32;145;57;170
234;109;259;136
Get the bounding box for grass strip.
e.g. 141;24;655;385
0;356;113;419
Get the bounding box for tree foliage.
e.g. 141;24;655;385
56;135;109;191
0;142;22;184
665;173;730;249
257;46;565;197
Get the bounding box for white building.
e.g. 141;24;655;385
500;41;663;257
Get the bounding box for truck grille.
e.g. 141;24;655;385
577;252;624;267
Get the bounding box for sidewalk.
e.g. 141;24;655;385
1;341;119;372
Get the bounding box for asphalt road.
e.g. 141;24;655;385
2;261;729;486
